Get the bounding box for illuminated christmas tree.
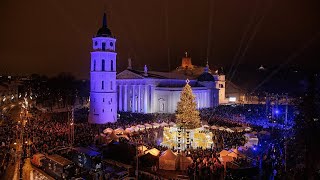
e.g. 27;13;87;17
176;80;201;129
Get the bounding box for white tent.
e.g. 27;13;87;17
134;126;140;132
159;149;178;170
137;125;145;131
114;128;124;134
219;127;225;131
145;148;160;156
234;127;244;132
160;122;169;127
244;127;252;132
244;133;257;139
225;128;234;133
106;131;119;144
169;122;176;126
152;123;160;128
248;137;259;145
124;128;134;134
103;128;113;134
144;123;152;129
203;125;210;128
211;125;219;130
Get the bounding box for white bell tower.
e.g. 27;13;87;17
89;13;117;124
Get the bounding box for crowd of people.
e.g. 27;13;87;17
201;104;296;129
0;114;16;175
186;149;224;179
17;102;294;179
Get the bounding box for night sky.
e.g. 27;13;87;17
0;0;319;79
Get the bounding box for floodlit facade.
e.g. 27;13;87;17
89;13;117;124
116;55;225;114
89;14;233;124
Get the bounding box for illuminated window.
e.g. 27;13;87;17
111;60;114;71
229;97;236;102
102;81;104;90
102;60;105;71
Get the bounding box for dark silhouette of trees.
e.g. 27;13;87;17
291;72;320;179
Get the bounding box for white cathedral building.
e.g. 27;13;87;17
89;14;227;124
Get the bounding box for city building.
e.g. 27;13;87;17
89;13;117;124
89;14;244;124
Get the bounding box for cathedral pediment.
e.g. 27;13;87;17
116;69;145;79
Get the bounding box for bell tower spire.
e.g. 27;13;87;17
90;13;117;124
103;12;107;27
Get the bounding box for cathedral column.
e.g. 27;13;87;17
201;93;204;108
204;92;209;108
144;85;148;113
119;85;123;111
132;85;136;112
199;93;202;108
138;85;141;112
150;85;155;113
124;85;128;111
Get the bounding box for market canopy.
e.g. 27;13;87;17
203;125;210;128
137;145;148;153
106;131;119;144
152;123;160;128
144;123;152;129
169;122;176;126
225;128;234;133
114;128;124;134
211;125;219;130
124;128;134;133
137;125;145;130
219;150;229;157
103;128;113;134
145;148;160;156
244;127;252;132
160;122;169;127
159;149;178;170
221;155;234;163
219;127;225;131
228;152;238;158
